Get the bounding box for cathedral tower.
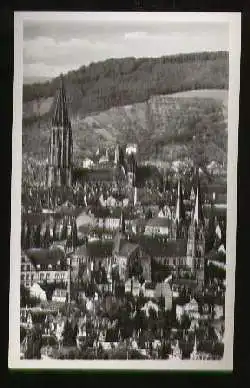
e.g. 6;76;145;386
47;75;73;187
126;153;137;187
186;173;205;290
172;179;186;239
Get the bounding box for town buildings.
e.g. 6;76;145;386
20;76;226;361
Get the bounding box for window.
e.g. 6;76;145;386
26;274;30;280
40;273;44;281
46;273;50;279
21;265;25;272
21;274;25;281
26;265;30;271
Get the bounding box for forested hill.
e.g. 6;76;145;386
23;51;228;118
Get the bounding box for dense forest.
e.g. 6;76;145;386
23;51;228;115
22;51;229;166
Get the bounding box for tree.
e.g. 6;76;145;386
20;285;40;307
180;314;191;331
34;224;41;248
40;282;56;301
63;319;76;346
43;224;51;248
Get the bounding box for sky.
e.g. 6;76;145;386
23;18;229;83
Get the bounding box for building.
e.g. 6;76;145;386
186;178;206;290
112;212;151;282
144;217;172;236
125;143;138;156
170;340;182;359
82;158;94;169
47;75;73;188
176;298;200;322
21;246;69;288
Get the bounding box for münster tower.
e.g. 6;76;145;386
47;75;73;187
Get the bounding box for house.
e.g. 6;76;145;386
125;278;141;296
52;288;67;303
144;217;172;236
22;246;69;288
29;283;47;301
141;300;159;317
74;240;113;275
176;298;200;321
82;158;94;169
155;282;172;311
139;236;187;268
158;205;172;219
125;143;138;155
143;282;155;298
213;304;224;319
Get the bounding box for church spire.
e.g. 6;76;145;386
193;172;203;225
119;210;125;234
193;335;197;353
52;74;70;127
47;74;73;187
175;179;185;222
114;145;120;165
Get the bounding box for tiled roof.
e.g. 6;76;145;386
75;241;113;258
118;241;139;257
155;282;172;297
139;237;187;257
146;217;172;228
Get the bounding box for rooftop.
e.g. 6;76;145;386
146;217;172;228
75;241;113;258
139;236;187;257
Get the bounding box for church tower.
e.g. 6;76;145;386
126;153;137;187
47;75;73;187
172;179;186;239
186;173;205;290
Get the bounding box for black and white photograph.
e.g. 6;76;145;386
9;12;240;370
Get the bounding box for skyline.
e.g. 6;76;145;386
23;20;229;83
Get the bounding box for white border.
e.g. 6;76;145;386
9;12;241;370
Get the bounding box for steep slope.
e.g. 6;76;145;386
22;89;227;168
22;52;228;165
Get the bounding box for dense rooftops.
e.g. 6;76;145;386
139;236;187;257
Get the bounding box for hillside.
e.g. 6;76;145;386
22;52;228;165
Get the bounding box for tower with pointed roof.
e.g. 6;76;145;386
172;179;186;239
126;153;137;188
47;75;73;187
171;339;182;359
190;335;199;360
186;172;205;289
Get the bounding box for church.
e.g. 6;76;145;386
46;75;139;204
44;75;208;292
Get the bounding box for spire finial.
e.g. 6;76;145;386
175;178;185;222
119;209;125;234
193;171;203;225
193;335;197;353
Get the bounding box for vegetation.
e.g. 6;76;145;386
20;285;40;308
23;51;228;108
22;51;228;175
